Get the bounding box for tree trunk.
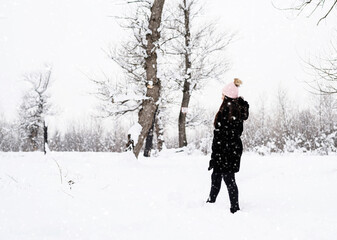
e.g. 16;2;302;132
178;0;191;148
43;121;48;154
133;0;165;158
144;112;156;157
143;126;154;157
155;109;164;152
178;82;191;147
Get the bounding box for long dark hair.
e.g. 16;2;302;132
213;97;240;127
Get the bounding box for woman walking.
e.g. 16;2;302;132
207;78;249;214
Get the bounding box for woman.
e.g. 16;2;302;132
207;78;249;214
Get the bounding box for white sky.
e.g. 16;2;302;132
0;0;336;128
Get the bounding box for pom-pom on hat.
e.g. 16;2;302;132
222;78;242;99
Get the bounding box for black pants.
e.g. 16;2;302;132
208;172;239;209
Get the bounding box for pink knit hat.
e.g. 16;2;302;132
222;78;242;99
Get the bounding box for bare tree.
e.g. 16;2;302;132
93;0;168;157
96;0;166;158
132;0;166;158
275;0;337;25
93;2;151;117
19;66;52;152
165;0;233;147
305;43;337;95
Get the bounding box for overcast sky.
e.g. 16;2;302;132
0;0;336;127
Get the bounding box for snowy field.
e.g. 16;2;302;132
0;151;336;240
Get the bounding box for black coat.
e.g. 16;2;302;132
209;96;249;173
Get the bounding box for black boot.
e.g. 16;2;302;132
208;172;222;203
230;205;240;214
223;173;240;214
206;197;215;203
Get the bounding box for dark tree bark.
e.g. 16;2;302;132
43;121;48;154
178;0;192;148
133;0;166;158
143;127;154;157
144;112;156;157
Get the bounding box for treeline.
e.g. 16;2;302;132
168;91;337;155
0;119;128;152
1;90;336;155
242;101;337;155
168;92;337;155
242;92;337;155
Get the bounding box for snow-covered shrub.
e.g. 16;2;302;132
0;118;20;152
199;135;212;155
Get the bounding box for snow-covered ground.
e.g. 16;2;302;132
0;150;336;240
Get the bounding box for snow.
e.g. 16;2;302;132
0;151;337;240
